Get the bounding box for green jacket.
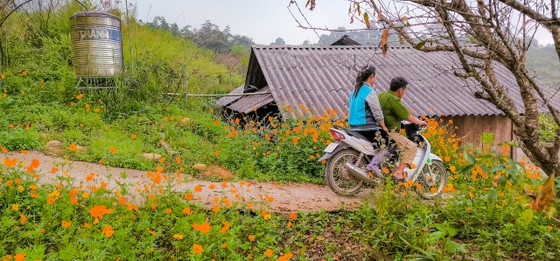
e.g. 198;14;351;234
378;90;410;131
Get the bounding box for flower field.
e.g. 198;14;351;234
1;2;559;259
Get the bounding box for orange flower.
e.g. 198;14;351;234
146;228;157;236
194;185;202;193
50;167;58;174
76;93;84;100
89;205;115;219
70;144;77;151
61;220;72;228
173;234;184;240
265;194;274;203
20;214;26;225
165;208;172;214
131;133;137;139
182;208;192;215
219;221;230;233
109;146;116;154
0;147;7;153
175;156;181;164
248;235;255;241
185;193;194;200
266;249;273;257
0;74;4;79
3;158;17;167
14;253;26;261
221;243;227;248
12;204;19;211
192;244;204;254
22;70;28;76
290;212;297;221
291;137;299;145
103;225;114;238
192;222;211;233
26;159;40;173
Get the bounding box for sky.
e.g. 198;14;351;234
130;0;554;46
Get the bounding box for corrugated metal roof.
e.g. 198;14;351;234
227;86;274;114
225;45;560;119
216;85;244;107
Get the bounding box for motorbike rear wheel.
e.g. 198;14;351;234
415;160;447;199
325;149;365;196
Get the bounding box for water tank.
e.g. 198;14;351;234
70;11;123;77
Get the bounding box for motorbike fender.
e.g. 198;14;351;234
317;142;349;162
427;153;442;165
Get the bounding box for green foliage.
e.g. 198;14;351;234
539;114;558;142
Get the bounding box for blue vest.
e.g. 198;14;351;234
349;85;376;127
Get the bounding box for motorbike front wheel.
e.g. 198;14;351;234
325;149;365;196
415;160;448;199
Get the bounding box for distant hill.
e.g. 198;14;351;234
526;44;560;85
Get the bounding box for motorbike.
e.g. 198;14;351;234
319;121;447;199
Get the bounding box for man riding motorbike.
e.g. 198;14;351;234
378;77;427;180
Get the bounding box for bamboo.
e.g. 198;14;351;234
166;92;271;97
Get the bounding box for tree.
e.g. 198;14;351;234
193;20;232;53
271;37;286;45
312;1;560;201
231;35;254;49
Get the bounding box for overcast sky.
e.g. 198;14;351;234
130;0;554;46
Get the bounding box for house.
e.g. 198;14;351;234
217;44;560;150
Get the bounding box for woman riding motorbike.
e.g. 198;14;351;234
348;63;389;174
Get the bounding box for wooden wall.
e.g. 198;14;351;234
441;115;513;152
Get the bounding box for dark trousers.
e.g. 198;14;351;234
354;129;393;150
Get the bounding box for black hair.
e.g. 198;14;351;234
353;63;376;97
390;77;408;92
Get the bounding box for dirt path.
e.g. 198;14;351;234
2;151;372;213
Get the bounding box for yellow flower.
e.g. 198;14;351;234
173;234;184;240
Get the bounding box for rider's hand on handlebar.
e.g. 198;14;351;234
382;126;389;133
418;121;428;127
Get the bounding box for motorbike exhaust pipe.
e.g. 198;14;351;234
345;162;375;183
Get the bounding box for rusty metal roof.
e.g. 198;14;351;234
222;45;560;119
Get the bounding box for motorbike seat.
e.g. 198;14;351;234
344;128;371;141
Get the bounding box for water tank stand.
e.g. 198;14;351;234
76;76;118;90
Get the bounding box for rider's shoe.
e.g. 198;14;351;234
367;163;381;176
